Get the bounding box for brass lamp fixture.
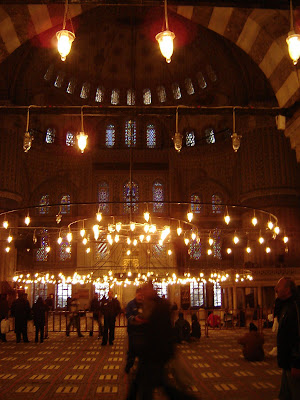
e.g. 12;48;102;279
173;107;183;152
286;0;300;65
231;107;242;152
77;107;88;153
23;107;33;153
56;0;75;62
156;0;175;63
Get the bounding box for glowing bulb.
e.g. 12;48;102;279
155;30;175;63
268;221;274;230
286;31;300;65
57;236;62;245
146;235;151;242
208;237;214;246
133;239;138;246
96;212;102;222
66;246;71;253
266;247;271;253
252;217;258;226
274;226;280;235
127;237;131;245
144;211;150;222
56;29;75;61
86;247;91;253
7;235;13;243
5;246;10;253
127;250;131;256
80;229;85;238
128;271;132;277
259;236;264;244
93;225;100;240
207;249;212;255
46;246;51;253
246;247;251;253
139;235;144;242
177;227;182;236
144;224;150;233
187;212;193;222
227;248;232;254
77;131;88;153
233;235;239;244
149;225;156;234
184;238;189;245
283;236;289;244
191;232;196;241
224;214;230;225
25;216;30;226
67;232;72;242
167;249;172;255
82;237;87;245
130;222;135;231
3;220;8;229
116;222;122;232
115;235;119;243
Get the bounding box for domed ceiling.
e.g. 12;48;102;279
0;6;276;107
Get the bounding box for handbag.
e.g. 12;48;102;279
291;301;300;378
1;319;10;334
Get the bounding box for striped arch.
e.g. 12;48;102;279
0;4;298;108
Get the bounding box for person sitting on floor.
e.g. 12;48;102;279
238;322;264;361
174;312;191;343
190;314;201;340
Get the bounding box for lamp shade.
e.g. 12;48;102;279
77;131;88;153
173;132;183;152
155;30;175;63
56;29;75;61
286;30;300;65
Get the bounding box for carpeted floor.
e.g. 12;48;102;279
0;327;280;400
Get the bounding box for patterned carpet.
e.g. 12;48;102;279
0;328;280;400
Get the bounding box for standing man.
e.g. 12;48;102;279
275;277;300;400
66;293;84;337
125;287;145;373
101;290;121;346
11;292;31;343
89;293;102;338
32;296;47;343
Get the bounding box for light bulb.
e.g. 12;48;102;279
115;235;119;243
116;222;122;232
86;247;91;253
127;250;131;256
139;235;144;242
80;229;85;238
191;232;196;240
5;246;10;253
3;220;8;229
127;237;131;245
82;237;87;245
187;212;193;222
96;212;102;222
66;246;71;253
46;246;51;253
286;31;300;65
266;247;271;253
233;235;239;244
144;211;150;222
283;236;289;244
146;235;151;242
67;232;72;242
155;30;175;63
56;29;75;61
149;225;156;233
130;222;136;231
77;131;88;153
167;249;172;255
133;239;138;246
144;224;150;233
25;216;30;226
207;249;212;255
177;227;182;236
208;237;214;246
184;238;189;245
7;235;13;243
57;236;62;245
252;216;258;226
274;226;280;235
227;248;232;254
224;214;230;225
268;221;274;230
246;247;251;253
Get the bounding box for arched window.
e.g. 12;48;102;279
212;194;223;214
191;194;201;213
153;181;164;213
185;78;195;95
143;89;151;105
106;124;115;148
95;87;104;103
66;78;77;94
60;194;71;214
54;71;65;88
45;128;55;144
127;89;136;105
36;229;49;262
172;83;181;100
123;181;139;214
189;240;202;260
146;123;156;148
125;120;136;147
80;82;90;99
213;282;222;307
197;71;207;89
56;283;72;308
157;86;166;103
111;89;120;105
98;181;109;214
190;281;205;307
66;131;75;146
39;195;50;215
213;228;222;259
60;240;71;261
205;128;216;144
186;131;195;147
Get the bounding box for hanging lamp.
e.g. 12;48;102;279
56;0;75;61
155;0;175;63
77;107;88;153
286;0;300;65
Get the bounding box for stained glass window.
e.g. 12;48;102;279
213;228;222;259
125;120;136;147
190;282;204;307
95;87;104;103
36;229;49;262
94;282;109;300
146;124;156;148
60;194;71;214
95;242;108;260
33;283;48;303
45;128;55;144
44;64;54;81
127;89;136;106
66;78;77;94
205;128;216;144
206;64;217;82
123;181;139;214
143;89;151;105
157;86;166;103
185;78;195;95
153;282;168;298
186;131;195;147
213;282;222;307
111;89;120;105
191;194;201;213
98;181;109;214
197;72;207;89
80;82;90;99
106;124;115;148
60;240;71;261
212;194;222;214
153;181;164;213
56;283;72;308
39;195;50;215
189;240;202;260
66;131;75;146
172;83;181;100
54;71;65;88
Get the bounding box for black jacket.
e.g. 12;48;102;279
277;296;300;370
101;298;121;320
32;299;47;326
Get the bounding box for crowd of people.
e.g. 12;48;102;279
0;277;300;400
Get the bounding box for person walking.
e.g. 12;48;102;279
275;277;300;400
0;294;9;342
11;292;31;343
66;293;83;337
32;296;47;343
101;291;121;346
